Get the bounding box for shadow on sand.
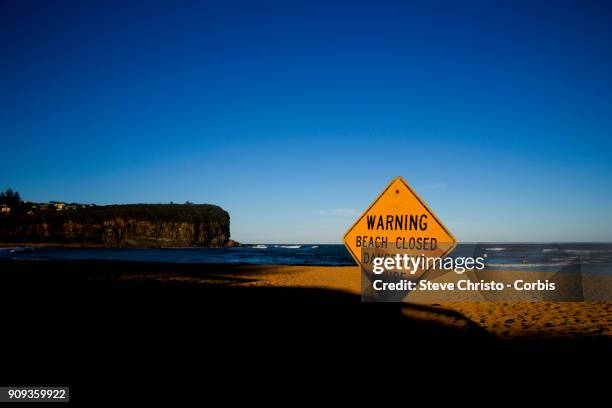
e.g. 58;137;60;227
0;260;609;399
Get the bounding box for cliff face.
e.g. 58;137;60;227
0;204;232;247
22;219;229;247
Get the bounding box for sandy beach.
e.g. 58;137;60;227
103;263;612;340
0;258;610;397
237;266;612;339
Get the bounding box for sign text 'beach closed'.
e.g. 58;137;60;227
343;177;456;268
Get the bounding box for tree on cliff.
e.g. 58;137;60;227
0;189;21;209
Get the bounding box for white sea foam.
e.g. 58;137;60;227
542;248;559;252
565;249;612;255
279;245;301;249
252;245;268;249
310;246;319;249
7;247;34;253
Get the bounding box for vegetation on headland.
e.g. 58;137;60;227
0;189;235;247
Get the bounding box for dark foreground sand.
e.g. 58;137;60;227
111;263;611;339
0;260;610;400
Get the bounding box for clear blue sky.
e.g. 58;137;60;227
1;0;611;243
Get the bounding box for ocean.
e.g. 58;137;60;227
1;243;611;274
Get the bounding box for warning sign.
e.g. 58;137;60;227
343;176;456;267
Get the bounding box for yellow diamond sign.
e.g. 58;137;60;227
343;176;456;267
